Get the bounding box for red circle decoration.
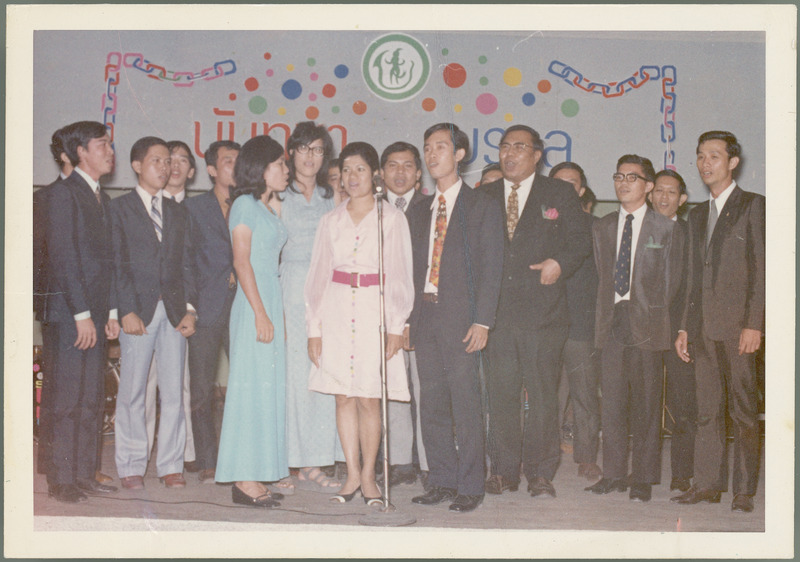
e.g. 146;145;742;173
322;84;337;98
422;98;437;112
245;77;259;92
443;63;467;88
229;93;237;101
353;101;367;115
264;52;272;60
537;80;552;93
306;106;320;120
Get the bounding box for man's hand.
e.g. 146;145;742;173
74;318;97;350
176;313;197;338
308;337;322;368
402;325;414;351
739;328;762;355
386;333;404;359
675;331;690;363
105;319;120;340
463;324;489;353
121;312;147;336
530;258;562;285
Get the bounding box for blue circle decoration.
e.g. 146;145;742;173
334;64;349;79
281;79;302;100
522;92;536;106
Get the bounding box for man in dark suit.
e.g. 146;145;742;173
379;141;427;487
672;131;765;513
586;154;684;502
549;161;602;483
481;126;591;499
43;120;120;502
111;136;197;490
183;140;240;484
408;123;504;513
649;169;696;493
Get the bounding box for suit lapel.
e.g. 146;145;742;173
131;191;161;245
206;190;229;238
708;186;741;252
633;209;654;274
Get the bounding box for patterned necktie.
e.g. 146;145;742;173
151;195;163;242
395;195;406;211
95;187;102;205
429;195;448;287
614;213;634;296
507;184;521;240
706;200;718;249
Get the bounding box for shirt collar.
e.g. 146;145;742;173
503;172;535;191
165;189;186;203
74;166;100;192
387;189;413;206
619;201;648;222
135;184;162;209
431;179;462;210
710;180;737;213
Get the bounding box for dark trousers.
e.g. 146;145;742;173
415;301;485;496
486;324;568;483
663;347;697;480
188;321;229;471
37;322;56;475
693;332;760;495
561;338;601;464
47;319;107;486
599;302;663;484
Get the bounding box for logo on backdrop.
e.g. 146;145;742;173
362;33;430;102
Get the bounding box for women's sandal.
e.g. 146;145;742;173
267;476;295;496
330;486;361;503
232;485;280;508
296;467;342;494
364;496;385;507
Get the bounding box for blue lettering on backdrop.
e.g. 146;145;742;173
464;127;574;170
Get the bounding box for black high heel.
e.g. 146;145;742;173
330;486;361;503
232;484;280;508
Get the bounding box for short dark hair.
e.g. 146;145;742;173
549;161;588;188
580;186;597;210
130;136;168;165
479;162;502;183
339;141;380;176
167;140;196;170
231;135;285;202
697;130;741;159
59;121;109;167
380;141;422;170
616;154;656;182
423;123;470;172
655;169;687;195
204;140;241;184
287;121;335;198
500;124;544;153
49;127;68;168
328;158;341;171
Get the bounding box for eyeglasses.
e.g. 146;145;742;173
296;144;325;156
499;142;533;153
612;173;648;183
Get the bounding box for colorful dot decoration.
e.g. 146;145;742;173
522;92;536;106
476;93;498;115
353;100;367;115
454;104;463;113
322;84;336;98
332;106;340;114
504;113;513;122
266;69;274;77
309;93;317;102
249;96;267;114
479;76;489;86
306;106;319;119
310;72;319;81
244;77;259;92
441;48;449;56
286;64;295;72
307;58;316;67
422;98;436;112
538;80;552;93
443;63;467;88
561;99;580;117
263;52;272;60
503;67;522;87
282;79;302;100
334;64;349;79
228;93;237;101
478;55;487;64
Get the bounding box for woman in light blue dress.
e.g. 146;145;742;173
279;121;342;493
215;135;289;508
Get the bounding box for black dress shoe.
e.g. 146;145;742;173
231;484;280;508
411;486;457;505
629;483;652;502
485;475;519;495
670;485;721;504
75;478;118;493
48;484;88;503
585;478;628;494
449;494;483;513
670;478;692;492
731;494;754;513
527;476;556;498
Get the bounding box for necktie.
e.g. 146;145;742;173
429;195;447;287
151;195;163;242
94;187;102;205
614;213;634;296
395;196;406;211
507;184;521;240
706;200;718;249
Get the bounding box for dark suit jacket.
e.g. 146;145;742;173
34;178;61;321
482;175;591;330
110;190;195;328
43;171;112;324
566;213;599;341
680;186;765;341
593;206;684;351
184;190;236;326
406;183;504;346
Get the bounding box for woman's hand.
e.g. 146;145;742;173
255;311;274;343
308;337;322;368
386;333;404;359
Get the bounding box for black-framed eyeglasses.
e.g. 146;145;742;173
499;142;533;153
612;173;648;183
296;144;325;156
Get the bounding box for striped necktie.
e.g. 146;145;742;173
151;195;163;242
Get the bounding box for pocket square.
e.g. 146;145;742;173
644;236;663;249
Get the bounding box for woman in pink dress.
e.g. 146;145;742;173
305;142;414;506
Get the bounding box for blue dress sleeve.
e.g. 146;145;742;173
229;196;258;233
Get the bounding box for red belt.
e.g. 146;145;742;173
332;270;383;288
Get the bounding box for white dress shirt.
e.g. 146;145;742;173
710;180;737;214
503;172;535;217
386;189;413;210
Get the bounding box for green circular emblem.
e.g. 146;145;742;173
362;33;430;102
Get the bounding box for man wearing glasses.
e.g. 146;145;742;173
481;125;590;499
586;155;684;502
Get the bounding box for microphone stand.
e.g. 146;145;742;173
359;177;416;527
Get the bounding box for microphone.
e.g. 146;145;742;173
373;174;385;195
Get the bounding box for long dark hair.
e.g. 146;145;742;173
286;121;334;198
230;135;284;202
